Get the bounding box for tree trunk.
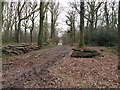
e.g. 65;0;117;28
0;1;3;45
104;2;109;30
5;5;11;42
10;22;14;41
79;1;85;48
118;1;120;52
16;2;21;43
38;1;44;47
14;15;17;42
17;18;21;43
9;2;13;42
71;23;74;45
50;12;54;39
50;11;55;43
90;2;94;32
95;10;98;30
30;30;32;44
24;26;27;43
24;5;28;43
49;1;60;44
30;18;34;44
73;21;76;43
118;0;120;71
44;12;48;43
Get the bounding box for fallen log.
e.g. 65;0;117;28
71;48;100;58
72;48;97;52
11;51;20;55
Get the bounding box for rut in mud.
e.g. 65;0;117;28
2;46;71;88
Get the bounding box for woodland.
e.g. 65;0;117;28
0;0;120;88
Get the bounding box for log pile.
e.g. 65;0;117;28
71;48;100;58
2;44;40;56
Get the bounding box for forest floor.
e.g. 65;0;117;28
2;45;119;88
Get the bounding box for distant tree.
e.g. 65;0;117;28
17;0;39;43
3;2;14;42
110;1;117;30
66;10;76;45
86;1;103;32
71;1;102;31
49;0;60;44
22;3;29;43
17;1;26;43
29;2;38;44
70;0;102;46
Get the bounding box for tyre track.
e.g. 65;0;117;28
2;46;71;88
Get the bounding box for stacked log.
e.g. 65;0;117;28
2;44;40;56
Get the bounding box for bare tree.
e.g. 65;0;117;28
22;3;29;43
30;3;38;44
110;1;117;29
3;2;14;42
70;0;103;46
86;1;103;32
66;9;76;45
49;1;61;43
17;0;39;43
17;1;26;43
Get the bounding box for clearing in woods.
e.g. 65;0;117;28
2;45;119;88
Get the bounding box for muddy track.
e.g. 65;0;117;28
2;46;71;88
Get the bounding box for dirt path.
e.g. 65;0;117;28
2;46;119;88
2;45;71;88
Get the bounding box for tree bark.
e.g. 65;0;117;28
0;1;3;45
79;0;85;48
90;2;95;32
17;11;21;43
24;25;27;43
14;12;17;42
73;19;76;43
44;12;48;43
24;4;28;43
30;30;32;44
118;1;120;52
104;2;109;30
16;2;21;43
118;0;120;71
95;10;98;30
50;10;54;40
30;16;34;44
38;1;44;47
